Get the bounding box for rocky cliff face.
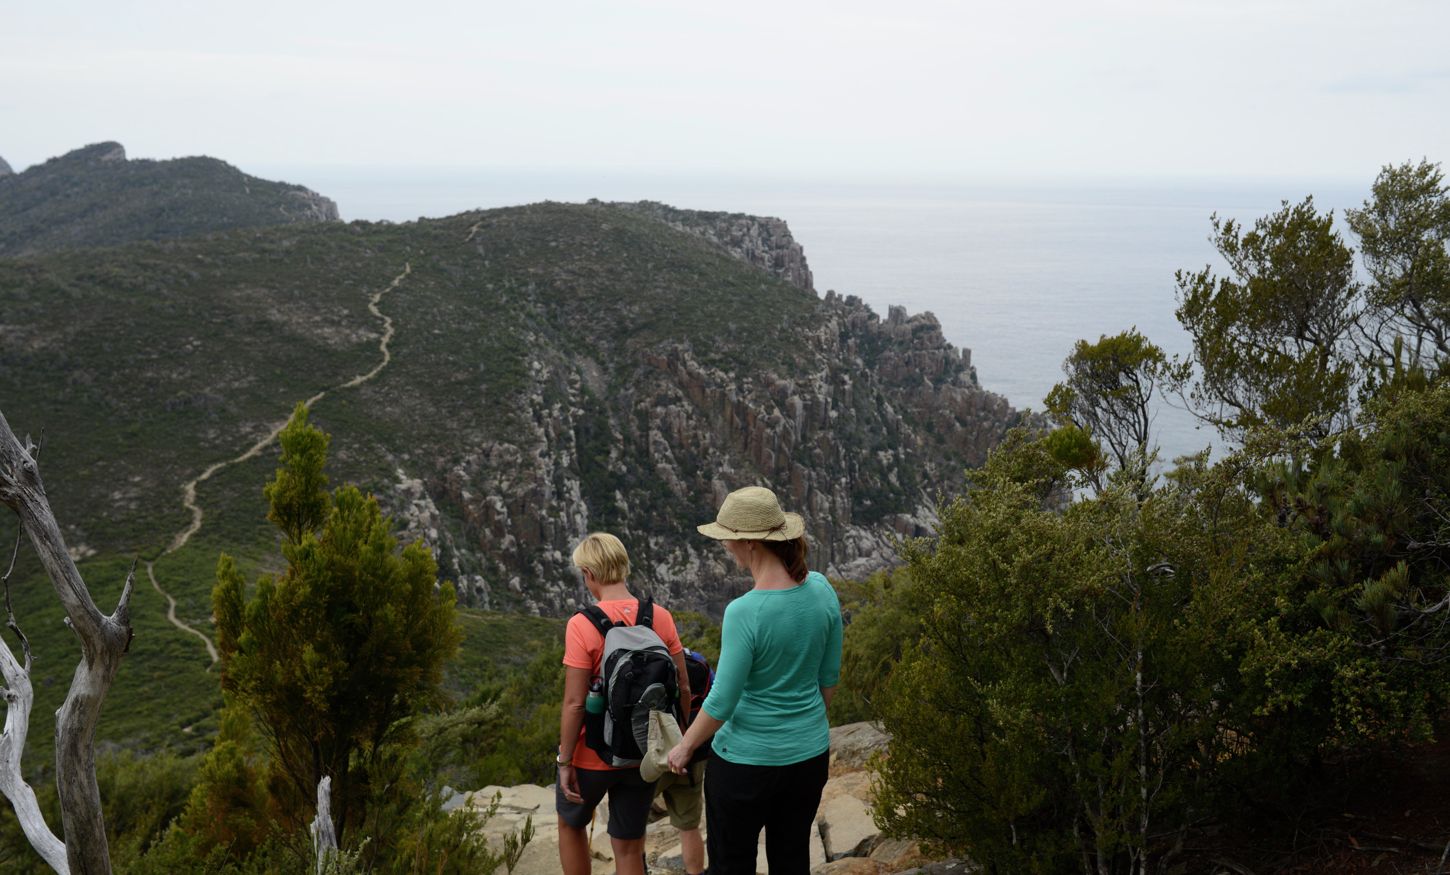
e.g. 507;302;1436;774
64;141;128;164
285;187;342;222
384;208;1018;616
0;156;12;176
602;200;816;293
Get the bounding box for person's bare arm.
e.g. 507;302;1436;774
558;666;590;803
821;685;836;709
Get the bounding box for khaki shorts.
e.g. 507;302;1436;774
652;760;706;829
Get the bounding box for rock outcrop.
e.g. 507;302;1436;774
602;200;816;293
462;722;944;874
284;187;342;222
60;141;128;164
0;156;12;176
410;277;1018;616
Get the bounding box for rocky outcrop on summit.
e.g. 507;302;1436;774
0;141;339;256
67;141;128;164
284;188;342;223
604;200;816;293
0;156;12;176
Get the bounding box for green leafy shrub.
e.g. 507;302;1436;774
830;569;924;726
872;431;1289;873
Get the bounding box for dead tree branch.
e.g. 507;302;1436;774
311;775;338;874
0;407;135;874
0;522;68;873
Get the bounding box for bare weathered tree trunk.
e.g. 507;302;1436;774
311;776;338;874
0;532;69;874
0;409;134;874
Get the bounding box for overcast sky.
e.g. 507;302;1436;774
2;0;1446;181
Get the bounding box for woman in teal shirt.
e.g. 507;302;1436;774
666;486;843;874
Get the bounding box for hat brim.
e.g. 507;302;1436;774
696;512;805;542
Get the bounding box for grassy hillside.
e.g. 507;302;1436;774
0;142;337;256
0;204;822;560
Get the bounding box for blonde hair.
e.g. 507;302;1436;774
571;532;630;584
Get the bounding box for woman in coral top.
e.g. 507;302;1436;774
666;486;843;874
556;532;691;875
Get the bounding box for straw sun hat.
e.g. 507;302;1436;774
697;486;805;541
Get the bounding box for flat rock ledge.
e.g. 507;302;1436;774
453;721;967;874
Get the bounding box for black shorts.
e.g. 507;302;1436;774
555;767;656;839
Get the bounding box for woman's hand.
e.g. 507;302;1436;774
559;763;583;804
666;740;694;775
669;710;722;774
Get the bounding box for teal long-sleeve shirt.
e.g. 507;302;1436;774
701;571;843;766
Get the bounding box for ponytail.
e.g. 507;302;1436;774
759;536;809;583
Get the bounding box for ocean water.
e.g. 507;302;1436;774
257;166;1366;465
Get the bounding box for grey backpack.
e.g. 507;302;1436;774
579;598;680;767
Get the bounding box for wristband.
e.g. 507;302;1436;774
556;751;572;766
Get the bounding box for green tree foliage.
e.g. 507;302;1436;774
96;750;201;867
0;750;203;875
463;645;564;788
173;704;272;859
210;404;463;849
262;409;331;545
1044;329;1177;491
1245;378;1450;750
867;161;1450;873
671;609;723;665
873;433;1284;873
1173;160;1450;445
1346;159;1450;368
1176;198;1360;440
830;569;925;726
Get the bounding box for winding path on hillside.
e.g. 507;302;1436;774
146;561;219;663
149;263;413;664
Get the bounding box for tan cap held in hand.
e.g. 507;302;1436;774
639;709;683;783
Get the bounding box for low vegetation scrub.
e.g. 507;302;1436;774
863;159;1450;873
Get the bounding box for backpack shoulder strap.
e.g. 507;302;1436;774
636;596;655;629
578;605;613;638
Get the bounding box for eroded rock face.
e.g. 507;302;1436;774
58;141;128;164
284;187;341;222
359;206;1028;616
398;288;1019;616
603;200;816;293
0;156;12;176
